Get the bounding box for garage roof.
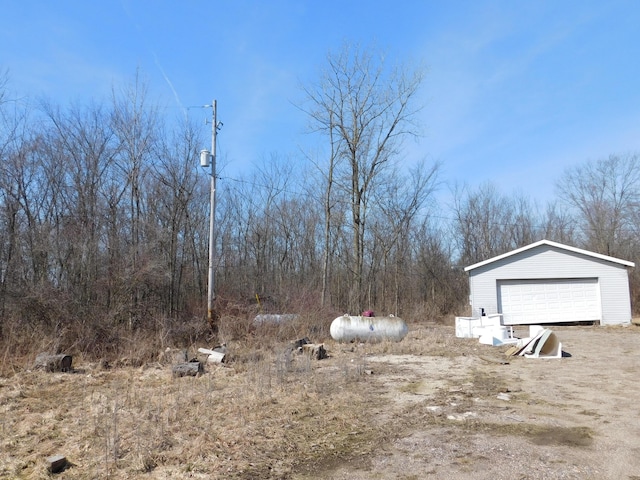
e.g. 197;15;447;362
464;239;635;272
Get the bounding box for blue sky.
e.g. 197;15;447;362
2;1;639;204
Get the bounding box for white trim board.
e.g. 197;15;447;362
465;239;634;272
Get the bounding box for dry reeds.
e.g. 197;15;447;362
0;300;464;478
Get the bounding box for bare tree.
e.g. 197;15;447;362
557;154;640;257
305;150;348;309
508;193;538;247
110;73;159;327
451;182;540;265
0;72;26;314
370;160;440;313
0;68;8;108
149;118;202;316
556;154;640;314
41;100;117;306
319;108;339;308
413;219;464;316
540;201;577;245
301;43;425;312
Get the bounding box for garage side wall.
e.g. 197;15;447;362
468;245;632;325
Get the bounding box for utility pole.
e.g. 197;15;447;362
200;100;220;328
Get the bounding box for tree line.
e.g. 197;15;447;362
0;47;639;352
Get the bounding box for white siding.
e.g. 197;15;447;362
468;244;632;325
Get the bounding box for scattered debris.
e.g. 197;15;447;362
456;318;564;359
504;326;563;358
497;392;512;401
34;353;72;372
504;345;521;357
47;454;68;473
172;361;203;377
522;329;562;358
455;314;504;338
197;345;226;364
478;325;519;346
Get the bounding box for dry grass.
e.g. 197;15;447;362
1;362;382;478
4;321;633;479
0;313;452;478
0;318;401;479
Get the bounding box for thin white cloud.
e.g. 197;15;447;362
416;1;640;203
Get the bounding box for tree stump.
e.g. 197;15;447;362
47;454;67;473
34;353;73;372
172;361;203;377
301;343;327;360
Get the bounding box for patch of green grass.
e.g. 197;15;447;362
465;421;595;447
398;381;423;394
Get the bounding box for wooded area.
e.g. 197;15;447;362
0;46;638;359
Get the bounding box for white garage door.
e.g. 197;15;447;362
498;278;600;325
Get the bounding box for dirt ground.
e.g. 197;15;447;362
2;322;640;479
310;324;640;480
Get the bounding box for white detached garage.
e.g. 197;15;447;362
464;240;635;326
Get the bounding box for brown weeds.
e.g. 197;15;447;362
0;321;389;478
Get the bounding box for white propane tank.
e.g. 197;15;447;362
330;314;408;343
